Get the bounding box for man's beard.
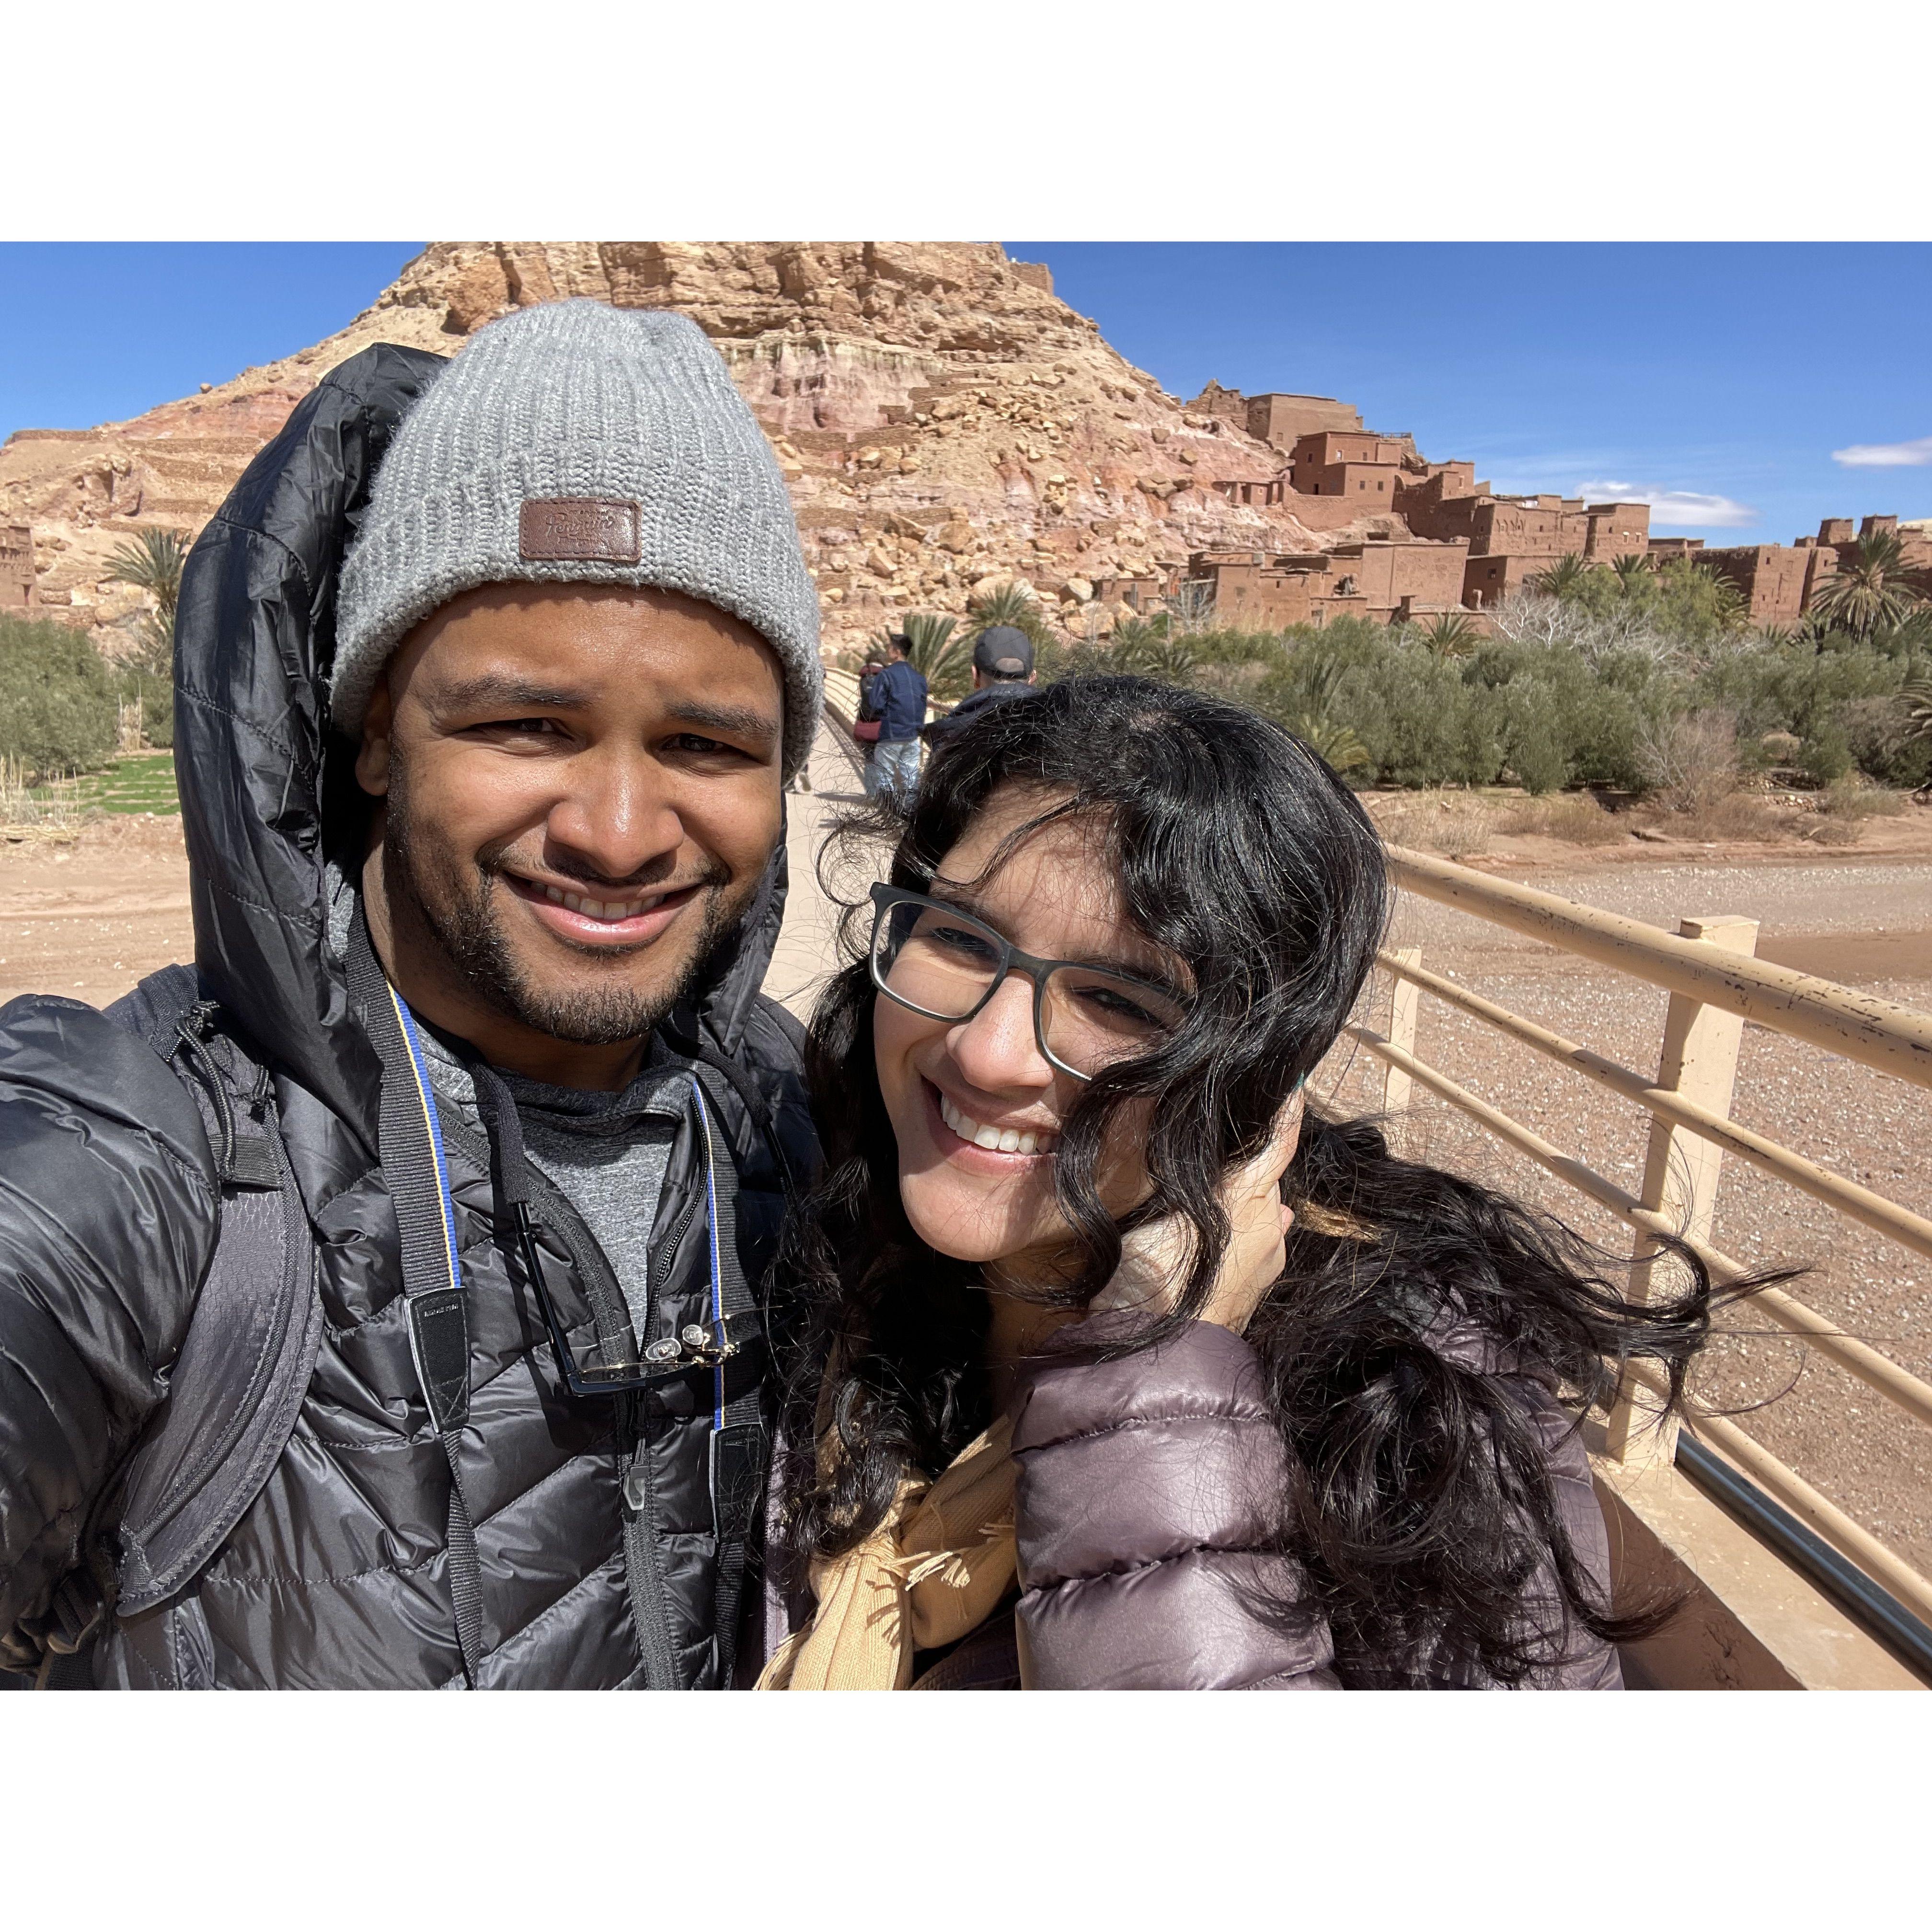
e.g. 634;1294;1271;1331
383;794;748;1049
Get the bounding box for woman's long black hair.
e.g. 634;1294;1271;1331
775;675;1733;1686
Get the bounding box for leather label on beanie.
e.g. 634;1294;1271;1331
519;498;642;564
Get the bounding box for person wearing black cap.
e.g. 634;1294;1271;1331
922;624;1039;749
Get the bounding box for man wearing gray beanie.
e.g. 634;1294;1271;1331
0;301;824;1690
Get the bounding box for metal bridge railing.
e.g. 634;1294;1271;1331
1344;844;1932;1637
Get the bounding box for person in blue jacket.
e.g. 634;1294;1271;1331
869;632;929;802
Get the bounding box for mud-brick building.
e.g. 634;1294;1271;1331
1399;485;1651;607
1212;478;1288;508
1287;429;1414;505
1691;515;1928;626
1175;537;1472;630
1403;487;1650;566
1694;539;1835;625
1;526;34;608
1245;392;1364;451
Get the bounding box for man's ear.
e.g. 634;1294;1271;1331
355;674;395;798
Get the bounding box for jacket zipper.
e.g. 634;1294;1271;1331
436;1109;682;1691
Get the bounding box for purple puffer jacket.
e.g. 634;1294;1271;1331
750;1318;1622;1690
1007;1318;1622;1691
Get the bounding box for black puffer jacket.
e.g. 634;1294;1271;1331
0;346;816;1688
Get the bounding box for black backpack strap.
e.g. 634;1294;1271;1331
344;909;486;1687
114;1041;319;1615
4;972;325;1684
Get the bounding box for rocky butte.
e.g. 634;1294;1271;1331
0;242;1453;656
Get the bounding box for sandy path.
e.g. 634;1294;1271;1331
0;817;195;1010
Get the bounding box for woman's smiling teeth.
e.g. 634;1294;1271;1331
938;1088;1058;1156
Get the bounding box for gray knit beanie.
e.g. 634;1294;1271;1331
334;300;822;779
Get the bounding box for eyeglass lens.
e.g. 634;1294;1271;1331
873;897;1182;1075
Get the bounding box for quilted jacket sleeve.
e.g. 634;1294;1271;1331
0;997;219;1638
1009;1319;1340;1690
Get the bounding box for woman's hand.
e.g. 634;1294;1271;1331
1090;1090;1305;1335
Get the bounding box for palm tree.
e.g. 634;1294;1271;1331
104;528;188;674
1902;670;1932;746
1527;553;1597;599
1610;553;1652;593
1418;611;1481;658
1704;572;1749;636
1281;658;1371;774
1810;530;1927;641
886;611;973;700
1109;614;1197;683
964;579;1049;645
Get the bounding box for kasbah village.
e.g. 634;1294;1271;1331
4;244;1932;1619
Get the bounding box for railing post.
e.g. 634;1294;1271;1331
1380;948;1422;1149
1604;914;1760;1468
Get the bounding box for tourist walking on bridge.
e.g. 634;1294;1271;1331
759;677;1730;1690
0;300;819;1689
867;630;928;803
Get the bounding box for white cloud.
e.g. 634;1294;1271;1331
1576;480;1758;529
1831;436;1932;468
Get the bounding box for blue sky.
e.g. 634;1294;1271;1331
3;242;1927;548
0;244;422;442
1014;243;1932;545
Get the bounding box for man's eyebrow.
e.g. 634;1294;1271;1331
664;700;781;747
434;673;591;713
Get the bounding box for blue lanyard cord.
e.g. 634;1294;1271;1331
386;986;464;1298
385;983;728;1414
691;1081;726;1433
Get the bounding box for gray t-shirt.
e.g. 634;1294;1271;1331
410;1025;688;1339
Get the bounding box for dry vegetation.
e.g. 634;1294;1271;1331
1492;793;1629;845
0;756;91;840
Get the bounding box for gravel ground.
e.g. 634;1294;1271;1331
1316;857;1932;1576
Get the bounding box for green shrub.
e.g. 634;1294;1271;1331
0;615;120;778
1495;685;1567;794
1797;719;1854;787
1039;596;1928;798
1556;554;1748;648
1692;640;1904;743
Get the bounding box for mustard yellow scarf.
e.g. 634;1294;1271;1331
757;1417;1017;1690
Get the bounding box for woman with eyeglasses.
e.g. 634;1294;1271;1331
757;676;1729;1690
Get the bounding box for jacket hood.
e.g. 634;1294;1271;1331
173;343;792;1147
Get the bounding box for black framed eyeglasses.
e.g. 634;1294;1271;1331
867;883;1186;1081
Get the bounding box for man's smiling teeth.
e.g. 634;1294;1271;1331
536;882;667;922
938;1089;1057;1156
